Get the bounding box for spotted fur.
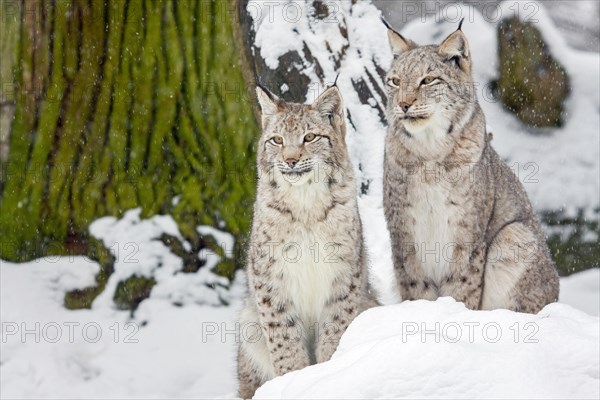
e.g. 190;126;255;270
382;22;559;313
237;85;378;398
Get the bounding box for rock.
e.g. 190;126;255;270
496;17;570;128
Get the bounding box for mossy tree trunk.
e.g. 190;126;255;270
0;1;20;162
0;0;257;276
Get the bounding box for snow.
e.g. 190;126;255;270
559;268;600;317
197;225;236;259
255;299;600;399
89;209;241;308
0;256;242;398
1;258;597;398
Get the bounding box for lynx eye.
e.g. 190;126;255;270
304;133;317;143
269;136;283;145
420;76;436;86
387;77;401;88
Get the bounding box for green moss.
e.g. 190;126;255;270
160;231;237;279
542;208;600;276
160;233;205;273
496;18;569;128
113;275;157;311
64;238;115;309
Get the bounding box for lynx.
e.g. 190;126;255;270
382;20;559;313
237;84;378;398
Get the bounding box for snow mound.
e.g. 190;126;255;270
256;298;600;399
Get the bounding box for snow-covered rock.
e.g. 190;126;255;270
90;208;241;308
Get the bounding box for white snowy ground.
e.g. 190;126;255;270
2;1;599;399
1;256;598;399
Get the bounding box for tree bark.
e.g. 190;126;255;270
0;1;20;163
0;0;258;276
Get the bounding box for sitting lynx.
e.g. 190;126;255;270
237;84;378;398
382;20;559;313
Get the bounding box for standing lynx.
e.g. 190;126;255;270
237;85;378;398
382;20;559;313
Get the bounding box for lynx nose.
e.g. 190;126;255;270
398;96;416;113
285;158;298;168
399;102;412;113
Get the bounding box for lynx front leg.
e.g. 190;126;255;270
314;288;372;363
315;307;355;363
255;299;310;376
393;242;438;301
249;254;310;375
398;268;439;301
237;345;266;399
265;323;310;375
439;242;486;309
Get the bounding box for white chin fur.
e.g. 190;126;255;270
276;169;315;186
403;111;450;138
401;110;454;160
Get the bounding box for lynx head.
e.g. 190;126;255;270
255;85;348;186
384;20;477;159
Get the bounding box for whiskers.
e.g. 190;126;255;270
277;159;316;175
393;104;432;121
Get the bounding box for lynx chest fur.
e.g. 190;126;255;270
259;180;353;324
404;164;461;285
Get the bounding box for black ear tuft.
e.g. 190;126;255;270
255;85;283;128
384;19;416;56
256;82;276;102
381;16;393;31
332;73;340;87
458;18;464;31
438;27;471;73
381;17;411;45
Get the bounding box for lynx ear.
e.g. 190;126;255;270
313;86;345;136
438;20;471;73
382;18;415;56
256;85;282;128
